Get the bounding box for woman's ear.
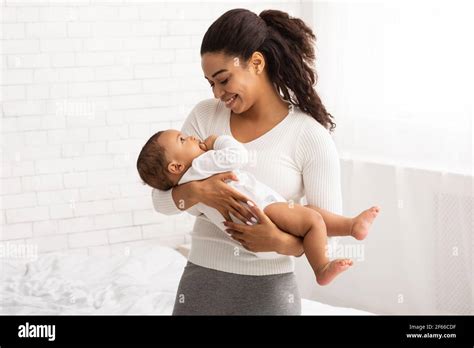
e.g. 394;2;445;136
167;161;185;175
249;51;265;74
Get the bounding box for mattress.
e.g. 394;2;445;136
0;244;373;315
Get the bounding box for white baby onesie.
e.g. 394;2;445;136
177;135;286;258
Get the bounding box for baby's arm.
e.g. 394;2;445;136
200;135;218;151
185;135;249;179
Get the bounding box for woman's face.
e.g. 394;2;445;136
201;52;264;114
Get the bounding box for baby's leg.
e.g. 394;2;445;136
304;204;380;240
264;203;352;286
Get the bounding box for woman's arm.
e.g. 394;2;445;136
152;172;253;220
151;181;199;216
151;157;256;221
151;187;187;216
151;102;208;215
150;99;256;221
297;121;343;214
224;120;342;255
276;123;343;249
171;182;198;210
224;202;304;257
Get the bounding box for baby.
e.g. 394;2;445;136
137;130;380;286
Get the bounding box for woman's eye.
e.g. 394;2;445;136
180;137;185;143
208;78;228;88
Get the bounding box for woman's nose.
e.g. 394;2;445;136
213;85;225;99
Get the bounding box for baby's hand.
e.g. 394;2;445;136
200;135;218;151
199;141;207;151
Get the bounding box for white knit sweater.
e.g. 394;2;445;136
152;98;343;275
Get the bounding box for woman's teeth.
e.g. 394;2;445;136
225;95;237;106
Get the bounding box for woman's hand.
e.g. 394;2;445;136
223;202;305;257
195;171;255;224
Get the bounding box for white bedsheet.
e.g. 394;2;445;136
0;244;372;315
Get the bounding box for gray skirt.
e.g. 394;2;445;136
172;261;301;315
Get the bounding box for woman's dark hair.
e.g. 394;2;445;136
201;8;336;133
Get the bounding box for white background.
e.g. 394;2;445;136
1;0;472;314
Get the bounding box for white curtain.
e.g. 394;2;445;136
295;0;473;314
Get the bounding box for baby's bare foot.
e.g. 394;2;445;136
350;206;380;240
315;259;353;286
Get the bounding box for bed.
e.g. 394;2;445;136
0;243;373;315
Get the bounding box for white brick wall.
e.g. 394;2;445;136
1;1;302;255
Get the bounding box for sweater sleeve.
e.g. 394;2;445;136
296;119;343;215
151;99;215;216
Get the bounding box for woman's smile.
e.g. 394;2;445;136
224;94;238;107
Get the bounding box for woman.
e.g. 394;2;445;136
152;9;342;315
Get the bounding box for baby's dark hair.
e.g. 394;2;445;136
136;131;175;191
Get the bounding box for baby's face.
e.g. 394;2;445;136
158;129;205;166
